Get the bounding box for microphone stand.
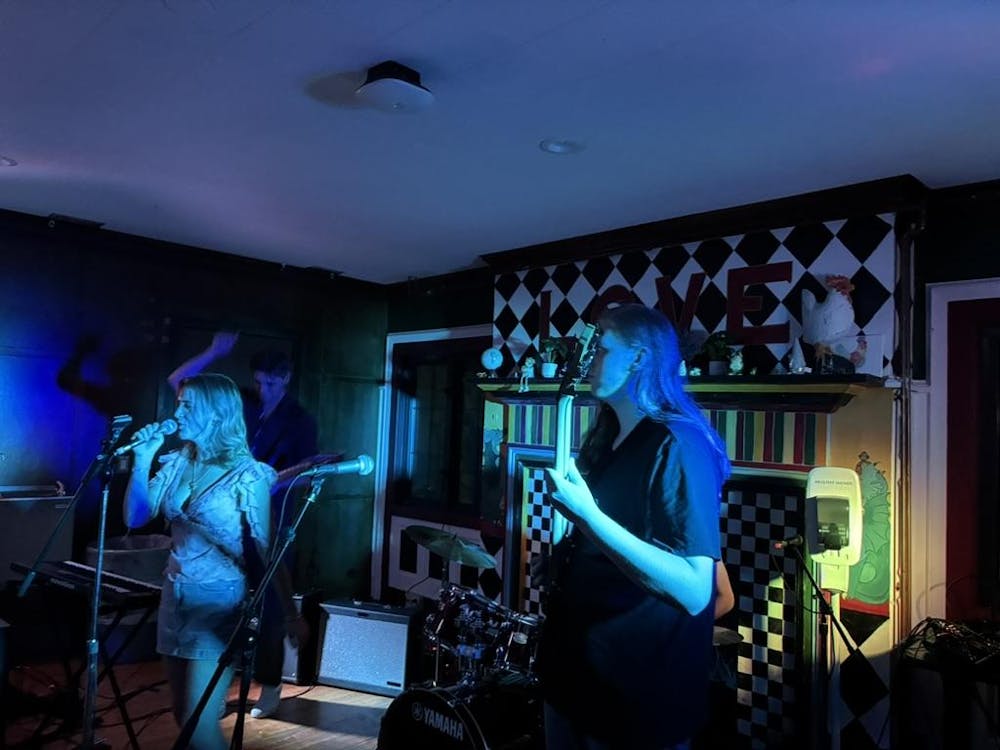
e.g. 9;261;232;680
79;436;127;749
172;476;326;750
788;545;855;659
14;414;132;749
787;545;857;750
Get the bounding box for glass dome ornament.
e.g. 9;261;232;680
480;347;503;377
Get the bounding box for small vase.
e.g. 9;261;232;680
541;361;558;378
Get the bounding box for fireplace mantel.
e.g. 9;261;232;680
477;374;886;413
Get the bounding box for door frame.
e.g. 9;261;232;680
912;278;1000;626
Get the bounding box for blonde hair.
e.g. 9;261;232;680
178;373;252;464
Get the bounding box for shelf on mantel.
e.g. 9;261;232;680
476;374;888;413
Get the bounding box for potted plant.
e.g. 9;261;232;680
700;331;731;375
539;337;571;378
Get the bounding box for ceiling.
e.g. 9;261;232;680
1;2;998;284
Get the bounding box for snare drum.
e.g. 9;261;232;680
495;611;542;676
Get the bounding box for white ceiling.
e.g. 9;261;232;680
1;2;998;284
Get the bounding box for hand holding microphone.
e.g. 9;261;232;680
115;419;178;457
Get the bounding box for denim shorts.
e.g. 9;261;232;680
157;576;246;660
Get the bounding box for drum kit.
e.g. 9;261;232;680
377;525;544;749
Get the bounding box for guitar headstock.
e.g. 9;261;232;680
559;324;600;396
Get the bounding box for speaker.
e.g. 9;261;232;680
281;591;322;685
317;601;417;697
0;497;74;587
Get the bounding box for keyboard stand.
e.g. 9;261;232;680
94;601;159;750
9;563;161;750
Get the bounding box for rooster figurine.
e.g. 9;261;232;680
801;275;855;351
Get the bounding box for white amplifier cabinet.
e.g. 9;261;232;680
317;601;417;697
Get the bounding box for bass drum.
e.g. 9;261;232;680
377;676;541;749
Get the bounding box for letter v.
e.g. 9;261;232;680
656;273;705;331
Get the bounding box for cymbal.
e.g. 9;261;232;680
404;525;497;569
713;626;744;647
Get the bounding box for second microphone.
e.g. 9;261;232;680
299;455;374;477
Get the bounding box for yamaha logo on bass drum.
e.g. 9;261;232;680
410;700;465;742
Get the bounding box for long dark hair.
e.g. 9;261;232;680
578;304;730;482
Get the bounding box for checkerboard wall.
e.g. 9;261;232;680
723;484;805;749
521;470;551;616
493;214;897;377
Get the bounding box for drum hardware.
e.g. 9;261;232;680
404;525;498;569
421;581;544;690
423;583;508;686
397;593;544;748
494;612;542;677
710;626;744;688
404;525;498;686
712;626;743;647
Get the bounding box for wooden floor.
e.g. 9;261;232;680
4;661;393;750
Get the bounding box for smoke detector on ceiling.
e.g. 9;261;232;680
355;60;434;113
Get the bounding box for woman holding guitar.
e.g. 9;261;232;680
538;304;731;750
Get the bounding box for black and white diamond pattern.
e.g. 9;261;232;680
493;214;896;378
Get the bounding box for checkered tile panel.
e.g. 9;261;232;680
521;470;551;616
493;214;896;378
723;484;805;749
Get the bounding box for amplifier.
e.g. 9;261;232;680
317;601;418;697
282;591;323;685
0;497;73;587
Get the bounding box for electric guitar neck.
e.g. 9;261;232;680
551;324;599;545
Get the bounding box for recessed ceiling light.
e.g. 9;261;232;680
539;138;584;155
0;155;17;167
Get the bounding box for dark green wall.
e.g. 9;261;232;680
386;266;494;333
0;209;386;599
913;180;1000;379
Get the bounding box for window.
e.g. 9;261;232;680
387;335;492;519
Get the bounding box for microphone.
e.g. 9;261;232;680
113;419;178;456
773;534;804;550
299;454;374;477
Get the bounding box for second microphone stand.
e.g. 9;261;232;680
787;545;859;750
17;414;133;750
171;476;325;750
